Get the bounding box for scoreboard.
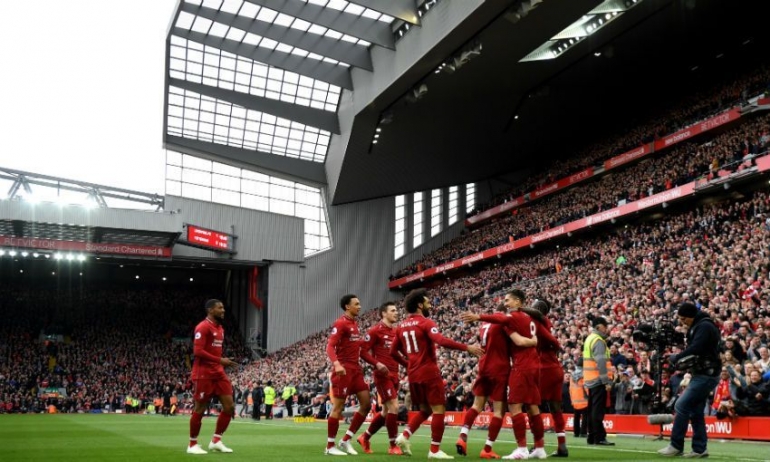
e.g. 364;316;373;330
183;224;236;253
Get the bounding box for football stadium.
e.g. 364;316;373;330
2;0;770;460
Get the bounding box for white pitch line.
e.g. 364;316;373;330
228;419;770;461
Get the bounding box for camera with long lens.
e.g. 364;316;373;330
632;320;685;414
632;321;685;349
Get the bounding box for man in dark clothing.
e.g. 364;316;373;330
658;303;720;458
252;381;265;420
162;386;173;417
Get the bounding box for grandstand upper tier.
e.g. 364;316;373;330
391;106;770;287
163;0;770;205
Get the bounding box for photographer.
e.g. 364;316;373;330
657;303;720;458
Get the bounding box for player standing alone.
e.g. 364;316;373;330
391;288;484;459
187;299;239;455
325;294;372;456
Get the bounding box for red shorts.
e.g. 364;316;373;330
374;374;400;403
472;374;508;402
508;368;540;405
331;365;368;398
410;377;446;406
539;366;563;402
192;378;233;403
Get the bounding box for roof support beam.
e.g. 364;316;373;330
165;135;328;186
181;3;373;70
173;28;353;90
244;0;395;49
169;78;340;134
351;0;420;25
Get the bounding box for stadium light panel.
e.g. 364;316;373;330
21;251;28;257
0;250;5;256
9;250;17;257
520;0;645;62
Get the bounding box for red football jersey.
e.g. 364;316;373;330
535;317;562;369
191;318;226;380
477;319;512;377
361;321;402;376
504;311;540;370
326;314;362;368
391;314;467;383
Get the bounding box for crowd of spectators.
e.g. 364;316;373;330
468;64;770;217
4;66;770;420
0;286;250;414
393;111;770;279
244;186;770;417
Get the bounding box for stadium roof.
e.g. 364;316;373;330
163;0;768;205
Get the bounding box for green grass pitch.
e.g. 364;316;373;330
1;414;768;461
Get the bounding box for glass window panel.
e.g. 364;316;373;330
182;182;211;201
241;169;269;182
212;188;241;207
166;180;182;196
213;161;241;177
295;189;320;206
166;165;182;181
319;236;330;250
269;198;294;215
431;189;442;237
183;168;212;186
270;184;294;201
295;203;319;220
182;155;212;171
395;244;405;259
241;178;269;196
241;193;269;212
466;183;476;214
448;185;459;225
212;173;239;191
305;234;320;252
166;151;183;166
305;219;320;235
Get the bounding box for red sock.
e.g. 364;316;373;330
552;410;566;445
327;417;340;449
386;413;399;447
404;410;431;437
366;413;386;439
530;413;545;448
341;412;366;442
512;413;527;447
213;410;233;440
189;412;204;446
430;413;445;454
460;408;479;441
484;416;503;452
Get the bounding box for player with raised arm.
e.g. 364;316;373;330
187;299;239;455
462;289;542;460
391;288;484;459
358;301;407;455
521;299;569;458
455;302;512;459
325;294;372;456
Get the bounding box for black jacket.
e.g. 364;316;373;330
672;311;720;377
252;386;265;402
